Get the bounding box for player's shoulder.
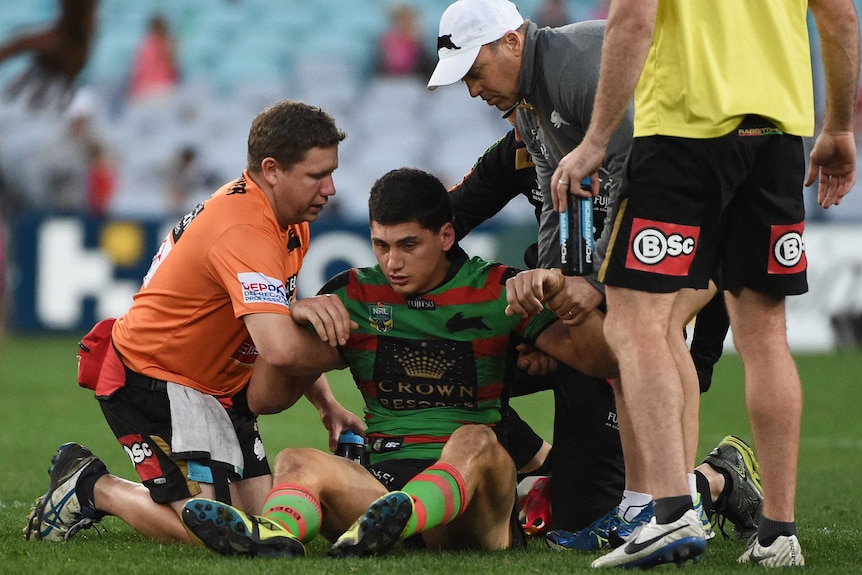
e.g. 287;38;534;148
319;266;387;296
463;256;522;287
318;269;352;295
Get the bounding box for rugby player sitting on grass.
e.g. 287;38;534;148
180;167;618;557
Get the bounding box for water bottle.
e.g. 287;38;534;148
559;176;595;276
335;430;367;465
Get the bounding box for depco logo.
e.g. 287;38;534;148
773;231;804;267
633;227;696;265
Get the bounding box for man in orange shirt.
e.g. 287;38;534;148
24;100;364;544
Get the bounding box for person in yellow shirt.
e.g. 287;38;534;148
552;0;859;569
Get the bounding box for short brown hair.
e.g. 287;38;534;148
246;100;346;173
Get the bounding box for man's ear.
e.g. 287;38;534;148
260;157;280;186
503;30;523;56
440;221;456;251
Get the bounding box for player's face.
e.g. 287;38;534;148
462;39;521;111
269;146;338;227
370;220;455;296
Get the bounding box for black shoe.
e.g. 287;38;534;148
328;491;413;558
182;498;305;557
703;435;763;539
24;443;107;541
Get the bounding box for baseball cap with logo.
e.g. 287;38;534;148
427;0;524;89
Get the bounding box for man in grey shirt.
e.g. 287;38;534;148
429;0;632;322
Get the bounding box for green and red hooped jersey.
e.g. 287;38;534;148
319;252;558;463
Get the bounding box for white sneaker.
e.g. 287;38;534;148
591;508;707;569
738;534;805;567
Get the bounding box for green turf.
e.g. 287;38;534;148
1;335;860;574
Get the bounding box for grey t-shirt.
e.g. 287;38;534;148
515;20;634;291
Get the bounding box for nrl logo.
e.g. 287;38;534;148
368;302;394;332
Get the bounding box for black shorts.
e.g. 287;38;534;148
99;376;270;504
601;116;807;296
366;458;430;491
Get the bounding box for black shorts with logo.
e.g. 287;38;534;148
601;115;807;296
99;374;270;504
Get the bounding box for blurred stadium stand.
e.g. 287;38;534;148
0;0;541;222
1;0;860;223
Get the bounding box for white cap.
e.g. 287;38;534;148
427;0;524;89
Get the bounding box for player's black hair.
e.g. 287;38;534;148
368;168;453;231
247;99;346;172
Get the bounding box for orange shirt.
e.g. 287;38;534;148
112;171;309;397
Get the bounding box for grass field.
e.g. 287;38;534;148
1;335;860;574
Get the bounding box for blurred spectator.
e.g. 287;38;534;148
165;145;221;214
0;0;100;339
537;0;571;27
374;4;434;78
86;142;116;218
589;0;611;20
41;88;107;214
128;14;180;101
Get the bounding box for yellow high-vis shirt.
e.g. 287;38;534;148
634;0;814;139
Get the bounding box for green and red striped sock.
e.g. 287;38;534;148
261;483;322;543
400;463;468;538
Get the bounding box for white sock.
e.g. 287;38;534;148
688;473;699;504
619;489;653;522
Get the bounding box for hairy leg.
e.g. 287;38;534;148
609;377;647;495
670;286;717;468
725;288;799;522
604;286;689;500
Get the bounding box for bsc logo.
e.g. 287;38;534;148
626;218;699;276
632;229;696;264
769;224;806;274
773;232;804;267
124;441;153;465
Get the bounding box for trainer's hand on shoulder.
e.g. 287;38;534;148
290;295;357;347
